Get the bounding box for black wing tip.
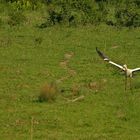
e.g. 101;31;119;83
96;47;102;54
96;47;99;52
96;47;109;61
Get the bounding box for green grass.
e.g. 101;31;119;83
0;8;140;139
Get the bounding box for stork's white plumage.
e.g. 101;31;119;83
96;47;140;90
132;68;140;72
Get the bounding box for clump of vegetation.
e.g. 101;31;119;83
7;0;42;10
39;83;58;102
39;0;140;28
39;0;100;27
2;0;140;28
115;3;140;27
8;11;26;26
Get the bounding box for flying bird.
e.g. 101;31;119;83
96;47;140;90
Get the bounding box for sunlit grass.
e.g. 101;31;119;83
0;14;140;139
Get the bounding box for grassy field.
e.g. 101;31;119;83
0;7;140;139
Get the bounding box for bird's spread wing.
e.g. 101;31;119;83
96;47;125;71
132;68;140;72
109;61;125;71
96;47;109;61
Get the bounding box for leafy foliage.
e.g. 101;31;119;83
7;0;42;10
41;0;105;27
115;3;140;27
40;0;140;27
1;0;140;27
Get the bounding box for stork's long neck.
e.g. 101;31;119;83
123;65;128;71
125;68;128;71
124;67;129;76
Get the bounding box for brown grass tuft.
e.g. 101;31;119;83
88;79;107;92
71;84;80;97
39;83;57;102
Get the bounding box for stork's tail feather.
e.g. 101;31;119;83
96;47;109;61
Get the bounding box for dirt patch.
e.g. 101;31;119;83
59;61;68;69
64;52;74;60
57;51;76;82
88;79;107;92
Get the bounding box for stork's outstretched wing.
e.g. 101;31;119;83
108;61;125;71
96;47;109;61
132;68;140;72
96;47;125;71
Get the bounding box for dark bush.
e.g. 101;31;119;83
3;0;140;27
115;3;140;27
40;0;107;27
38;0;139;28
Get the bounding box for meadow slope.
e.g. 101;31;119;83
0;22;140;139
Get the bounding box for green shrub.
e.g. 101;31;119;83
4;0;140;27
40;0;103;27
115;3;140;27
8;0;42;10
39;0;140;28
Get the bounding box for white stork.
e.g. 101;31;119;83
96;47;140;90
